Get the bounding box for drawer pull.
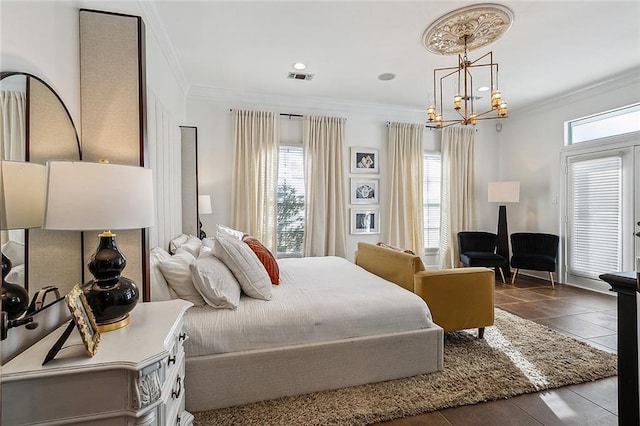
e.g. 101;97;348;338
172;376;183;399
176;414;181;426
168;355;176;365
178;332;186;341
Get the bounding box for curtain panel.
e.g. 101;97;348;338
385;122;424;255
303;115;347;257
0;90;26;161
439;126;476;269
231;110;279;252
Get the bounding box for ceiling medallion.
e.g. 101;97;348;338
422;3;514;55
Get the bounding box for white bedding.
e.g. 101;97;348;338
183;256;435;357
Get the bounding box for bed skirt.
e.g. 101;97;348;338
185;325;444;412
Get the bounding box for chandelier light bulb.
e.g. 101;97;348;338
491;90;502;109
453;94;462;110
427;106;436;121
470;113;477;125
498;102;508;117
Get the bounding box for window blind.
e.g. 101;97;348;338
569;155;622;278
277;146;305;257
423;153;441;250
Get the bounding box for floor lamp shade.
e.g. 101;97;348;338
488;182;520;277
43;161;154;331
1;161;47;320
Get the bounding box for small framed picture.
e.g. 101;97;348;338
351;147;379;174
65;285;100;357
351;178;379;205
351;208;380;234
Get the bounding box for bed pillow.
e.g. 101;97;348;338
242;235;279;284
212;236;272;301
168;234;190;254
216;224;244;240
180;235;202;258
150;247;178;301
1;240;25;266
157;249;205;306
190;254;241;309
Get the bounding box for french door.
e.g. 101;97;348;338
564;140;639;291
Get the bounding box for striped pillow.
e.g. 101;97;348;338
242;235;280;284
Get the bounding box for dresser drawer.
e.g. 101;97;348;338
161;350;187;426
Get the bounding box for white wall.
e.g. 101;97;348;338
0;0;187;137
187;89;501;260
496;68;640;282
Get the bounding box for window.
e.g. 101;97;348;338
568;154;622;279
566;103;640;145
277;146;305;257
423;153;441;252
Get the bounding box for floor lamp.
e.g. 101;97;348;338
488;181;520;278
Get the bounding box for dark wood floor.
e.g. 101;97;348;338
380;274;619;425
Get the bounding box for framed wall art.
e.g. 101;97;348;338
351;178;379;205
350;208;380;235
350;147;379;174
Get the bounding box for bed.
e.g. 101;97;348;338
150;231;443;412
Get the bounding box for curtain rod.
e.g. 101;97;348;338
229;109;303;118
385;121;478;131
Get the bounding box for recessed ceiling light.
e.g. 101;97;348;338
378;73;395;81
478;86;490;92
293;62;306;70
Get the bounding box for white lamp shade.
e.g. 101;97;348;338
488;181;520;203
0;161;47;230
43;161;154;231
198;195;212;214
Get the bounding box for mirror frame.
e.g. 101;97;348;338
0;71;82;294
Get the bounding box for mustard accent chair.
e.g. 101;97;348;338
355;242;495;338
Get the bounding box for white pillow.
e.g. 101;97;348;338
180;236;202;258
6;263;24;286
216;224;244;240
168;234;190;254
149;247;178;301
190;254;241;309
1;240;24;266
157;250;205;306
212;236;272;301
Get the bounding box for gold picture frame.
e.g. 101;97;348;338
65;285;100;357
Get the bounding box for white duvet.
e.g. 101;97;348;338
183;256;435;357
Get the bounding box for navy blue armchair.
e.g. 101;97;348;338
510;233;559;287
457;231;507;283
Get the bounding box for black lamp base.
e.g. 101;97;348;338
2;252;29;320
84;232;139;332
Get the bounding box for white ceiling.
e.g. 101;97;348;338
150;1;640;111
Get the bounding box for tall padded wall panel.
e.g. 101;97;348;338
79;10;149;300
181;126;198;237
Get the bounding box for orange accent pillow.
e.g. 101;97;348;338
242;235;280;284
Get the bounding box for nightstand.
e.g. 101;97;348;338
1;299;193;425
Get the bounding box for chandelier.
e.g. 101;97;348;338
422;4;514;128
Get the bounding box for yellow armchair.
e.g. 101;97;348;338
355;242;495;338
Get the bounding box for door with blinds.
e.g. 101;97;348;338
565;147;636;290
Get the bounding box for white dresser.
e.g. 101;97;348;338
1;299;193;425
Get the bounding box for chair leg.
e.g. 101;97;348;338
511;268;519;284
498;267;506;284
549;272;555;288
478;327;485;339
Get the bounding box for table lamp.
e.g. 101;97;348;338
43;160;154;332
1;161;47;320
488;181;520;277
198;194;212;239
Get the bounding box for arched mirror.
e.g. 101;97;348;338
0;72;82;313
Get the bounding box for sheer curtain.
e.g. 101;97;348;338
231;110;279;252
439;126;476;269
0;90;26;161
303;115;347;257
385;122;424;255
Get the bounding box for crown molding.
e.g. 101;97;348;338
137;0;189;95
510;66;640;118
188;85;426;117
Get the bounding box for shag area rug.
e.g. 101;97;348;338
193;308;617;425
